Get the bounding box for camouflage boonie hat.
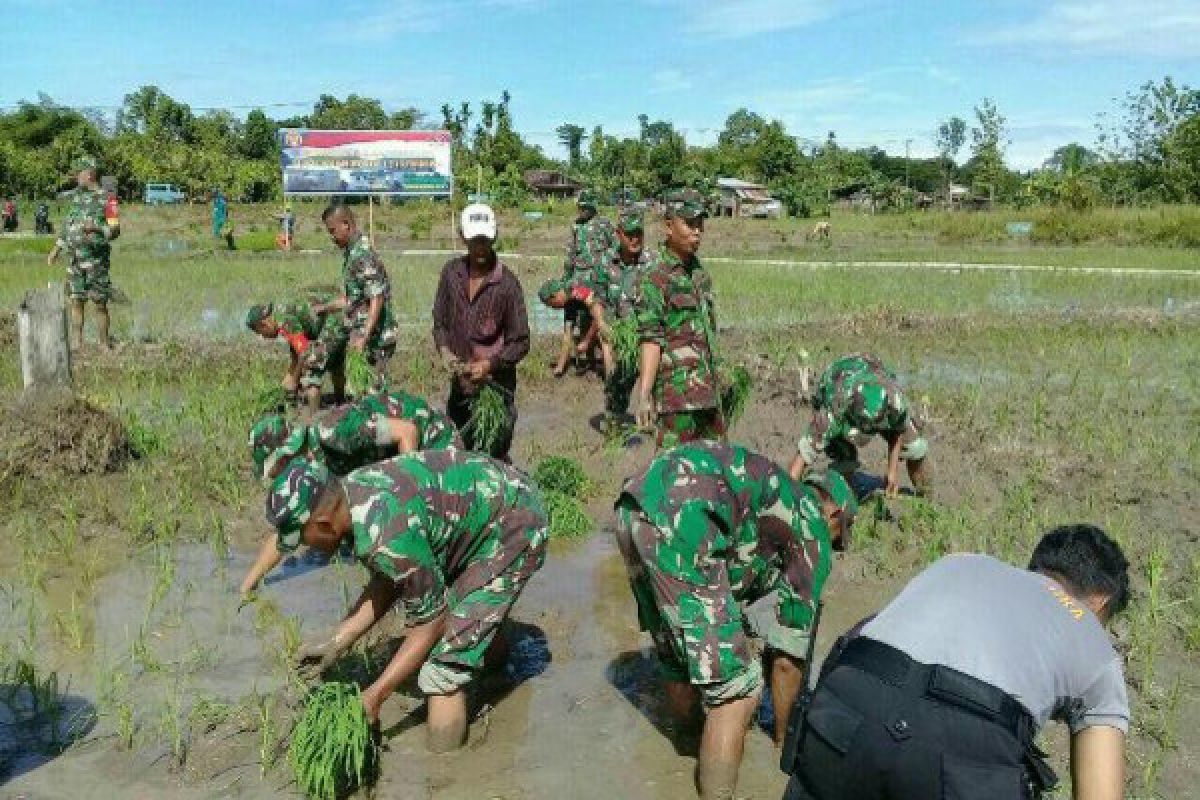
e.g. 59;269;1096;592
662;188;708;219
262;425;313;483
802;469;858;521
847;382;888;429
249;413;292;478
538;277;568;303
577;189;600;210
73;156;99;173
617;207;644;234
265;458;334;551
245;303;273;330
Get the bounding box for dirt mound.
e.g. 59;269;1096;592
0;390;132;485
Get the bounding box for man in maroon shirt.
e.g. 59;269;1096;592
432;204;530;461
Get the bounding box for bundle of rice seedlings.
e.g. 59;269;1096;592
345;351;375;396
465;385;508;453
609;317;639;374
533;456;589;499
289;682;378;800
719;364;753;427
544;490;592;539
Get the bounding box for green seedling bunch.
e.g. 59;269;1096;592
345;351;375;397
720;364;753;427
533;456;590;499
466;385;508;453
610;318;639;374
289;682;378;800
544;490;592;539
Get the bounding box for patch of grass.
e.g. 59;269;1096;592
345;350;375;396
544;490;592;540
289;682;378;800
533;456;590;499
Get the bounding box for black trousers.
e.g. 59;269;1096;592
446;378;516;462
783;662;1035;800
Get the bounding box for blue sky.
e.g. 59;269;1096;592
4;0;1198;169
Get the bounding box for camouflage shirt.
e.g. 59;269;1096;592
275;301;324;355
634;245;719;412
597;247;651;317
343;450;547;624
563;217;616;289
313;390;462;475
57;187;114;259
341;232;397;337
619;441;832;632
808;353;910;449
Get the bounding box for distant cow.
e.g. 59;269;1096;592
807;220;831;242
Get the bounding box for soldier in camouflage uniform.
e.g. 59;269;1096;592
47;156;119;349
790;353;932;498
574;207;651;430
553;189;615;377
634;189;723;449
266;450;548;751
245;301;329;399
615;441;855;799
241;391;462;596
308;205;399;411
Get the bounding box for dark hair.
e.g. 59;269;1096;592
1029;524;1130;615
321;203;351;223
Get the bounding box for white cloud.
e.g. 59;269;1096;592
353;1;449;41
650;69;694;94
976;0;1200;58
683;0;839;39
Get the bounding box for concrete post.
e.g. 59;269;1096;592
18;282;72;391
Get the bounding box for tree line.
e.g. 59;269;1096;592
0;77;1196;214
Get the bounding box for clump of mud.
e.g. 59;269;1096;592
0;390;132;485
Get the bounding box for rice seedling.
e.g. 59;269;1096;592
289;682;378;800
533;456;590;499
465;385;509;454
544;490;592;540
345;350;375;396
257;692;277;776
609;317;639;374
719;363;753;427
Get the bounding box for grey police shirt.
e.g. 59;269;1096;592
860;553;1129;734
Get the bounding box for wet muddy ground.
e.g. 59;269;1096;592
2;281;1199;798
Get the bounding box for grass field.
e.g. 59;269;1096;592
0;206;1197;797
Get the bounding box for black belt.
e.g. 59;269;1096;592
837;637;1034;743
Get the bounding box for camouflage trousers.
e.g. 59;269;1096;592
798;417;928;476
417;516;549;695
656;408;727;450
301;315;396;391
66;256;112;303
614;500;764;707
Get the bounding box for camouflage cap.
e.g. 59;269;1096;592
245;303;274;330
249;413;292;479
802;469;857;517
265;457;334;551
577;189;600;210
538;277;568;304
73;156;99;173
617;207;644;234
262;425;313;484
662;188;708;219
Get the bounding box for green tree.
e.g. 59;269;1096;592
309;94;389;130
556;123;587;171
968;99;1007;200
239;109;277;160
935;115;966;191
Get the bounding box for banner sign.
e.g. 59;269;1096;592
279;129;453;196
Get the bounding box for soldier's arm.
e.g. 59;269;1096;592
325;572;401;655
47;241;62;266
354;253;390;340
354;294;385;347
240;534;286;596
883;432;903;497
1070;726;1125;800
361;609;447;720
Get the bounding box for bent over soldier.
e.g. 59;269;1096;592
48;156;119;349
241;390;460;596
615;441;855;800
790;353;932;497
266;450;548;751
245;301;330;399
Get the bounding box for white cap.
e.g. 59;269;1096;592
460;203;497;240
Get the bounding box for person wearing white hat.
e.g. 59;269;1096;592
431;204;530;460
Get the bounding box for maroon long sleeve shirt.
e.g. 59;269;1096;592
431;254;530;391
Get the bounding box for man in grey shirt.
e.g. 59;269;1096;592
781;524;1130;800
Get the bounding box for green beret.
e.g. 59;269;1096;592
663;188;708;219
265;457;334;552
245;303;273;330
538;277;568;304
577;189;599;210
248;413;292;479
